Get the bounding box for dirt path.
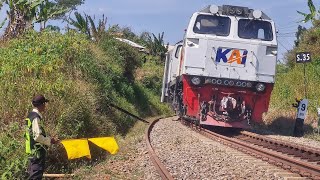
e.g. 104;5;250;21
73;118;160;180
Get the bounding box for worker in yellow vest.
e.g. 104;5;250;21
25;95;59;180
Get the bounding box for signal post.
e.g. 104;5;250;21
293;52;311;137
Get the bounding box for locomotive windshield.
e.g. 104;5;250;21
238;19;273;41
193;15;231;36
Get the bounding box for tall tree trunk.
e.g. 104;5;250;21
4;4;27;40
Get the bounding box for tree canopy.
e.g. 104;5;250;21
55;0;84;10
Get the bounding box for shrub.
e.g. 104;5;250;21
0;30;171;177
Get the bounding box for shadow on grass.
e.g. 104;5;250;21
131;83;161;116
94;83;159;136
253;116;314;136
46;141;112;174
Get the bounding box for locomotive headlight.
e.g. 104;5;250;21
224;80;229;86
209;5;219;14
253;10;262;19
212;79;217;84
205;78;212;84
256;83;266;92
191;77;201;85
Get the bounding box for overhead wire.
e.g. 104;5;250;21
277;24;300;30
276;40;290;64
278;35;296;37
278;40;289;52
278;36;294;48
277;32;296;35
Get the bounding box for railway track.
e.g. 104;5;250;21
234;131;320;178
182;119;320;179
146;117;320;179
145;118;174;180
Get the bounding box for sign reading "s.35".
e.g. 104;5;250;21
215;48;248;65
296;52;311;63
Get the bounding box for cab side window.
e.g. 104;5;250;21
175;45;182;58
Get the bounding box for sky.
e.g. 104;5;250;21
0;0;318;62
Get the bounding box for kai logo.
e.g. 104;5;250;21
215;48;248;65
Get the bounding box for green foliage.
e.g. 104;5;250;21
108;25;136;40
138;56;165;94
107;24;146;46
0;30;171;178
0;123;28;179
36;0;69;29
1;0;70;38
106;25;168;58
68;12;90;36
87;14;107;41
285;26;320;68
262;3;320;135
46;25;60;32
272;23;320;122
98;34;142;81
276;63;289;74
68;12;107;41
294;25;307;47
297;0;318;23
271;63;320;112
54;0;84;10
145;32;168;58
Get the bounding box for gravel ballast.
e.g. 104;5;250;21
265;134;320;150
77;116;320;179
150;117;292;180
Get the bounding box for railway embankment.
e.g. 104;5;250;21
0;31;171;178
266;22;320;140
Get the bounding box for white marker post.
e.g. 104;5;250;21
297;99;308;120
293;99;308;137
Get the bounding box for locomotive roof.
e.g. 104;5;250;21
199;5;271;20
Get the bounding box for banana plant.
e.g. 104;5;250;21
297;0;318;23
35;0;68;30
145;32;167;57
3;0;69;39
68;12;90;36
3;0;36;38
87;14;107;41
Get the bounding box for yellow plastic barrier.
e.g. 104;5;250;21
61;139;91;160
61;137;119;160
88;137;119;155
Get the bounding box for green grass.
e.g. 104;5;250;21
266;24;320;138
0;30;171;178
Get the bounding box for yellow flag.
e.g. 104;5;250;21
88;137;119;155
61;139;91;160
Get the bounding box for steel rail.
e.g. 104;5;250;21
181;119;320;179
145;118;174;180
241;131;320;154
